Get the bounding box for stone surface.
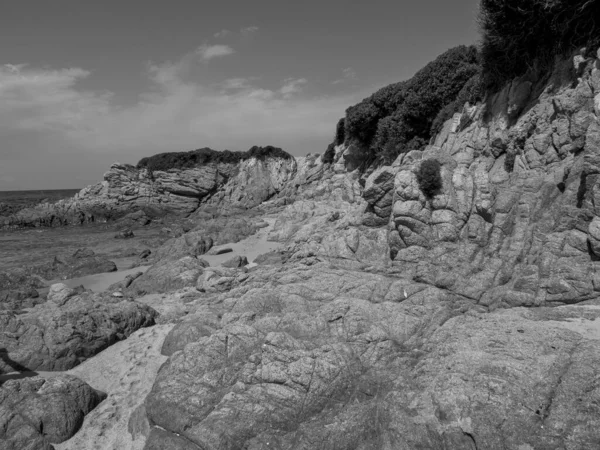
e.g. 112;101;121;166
127;256;207;295
221;255;248;268
0;375;106;449
0;290;157;372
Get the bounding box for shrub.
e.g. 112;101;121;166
479;0;600;88
416;159;443;198
322;143;336;164
342;46;480;165
136;146;292;172
334;118;346;146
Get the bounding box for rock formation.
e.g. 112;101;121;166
1;147;297;229
3;43;600;450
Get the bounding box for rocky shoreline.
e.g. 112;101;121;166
2;48;600;449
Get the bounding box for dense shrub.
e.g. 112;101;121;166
343;46;480;164
479;0;600;88
430;72;483;136
416;159;443;198
334;118;345;146
137;146;292;172
322;143;336;164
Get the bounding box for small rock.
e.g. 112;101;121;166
222;255;249;268
47;283;76;306
115;229;135;239
139;249;152;259
207;247;233;256
112;292;124;298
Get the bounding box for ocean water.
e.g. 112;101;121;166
0;189;80;204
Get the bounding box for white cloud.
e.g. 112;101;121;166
332;67;357;84
280;78;307;98
0;50;368;168
240;26;259;35
196;44;235;62
213;29;230;38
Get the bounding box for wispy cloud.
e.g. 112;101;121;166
196;44;235;62
213;29;230;38
332;67;357;84
240;26;259;35
280;78;307;98
0;48;368;171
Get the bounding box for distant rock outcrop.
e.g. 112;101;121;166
1;147;297;229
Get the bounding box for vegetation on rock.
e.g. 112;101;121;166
137;145;292;172
416;158;443;198
341;45;481;164
479;0;600;88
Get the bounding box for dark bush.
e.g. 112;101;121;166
430;72;483;136
137;146;292;172
416;159;443;198
334;118;345;146
342;46;480;165
322;143;336;164
479;0;600;89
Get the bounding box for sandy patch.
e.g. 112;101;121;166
55;323;173;450
547;304;600;340
201;217;281;268
61;266;151;292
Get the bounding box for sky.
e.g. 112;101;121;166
0;0;480;190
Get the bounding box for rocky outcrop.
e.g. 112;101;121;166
132;49;600;450
381;49;600;309
0;375;106;450
0;286;157;372
2;148;297;229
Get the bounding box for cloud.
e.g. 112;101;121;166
280;78;307;98
0;49;369;180
0;64;110;132
240;26;259;35
213;29;230;38
196;44;235;61
332;67;357;84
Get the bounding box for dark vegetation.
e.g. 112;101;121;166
341;46;481;164
416;159;443;198
479;0;600;89
137;146;292;172
322;118;346;164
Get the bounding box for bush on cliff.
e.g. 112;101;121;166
137;146;292;172
416;159;443;198
479;0;600;88
342;45;481;164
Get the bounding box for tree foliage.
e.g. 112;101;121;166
343;46;481;163
479;0;600;88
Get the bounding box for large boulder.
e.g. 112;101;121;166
127;256;207;295
0;375;106;449
0;290;157;372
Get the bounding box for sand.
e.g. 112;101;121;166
200;217;281;268
54;323;174;450
61;266;151;292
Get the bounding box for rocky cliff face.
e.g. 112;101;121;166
133;50;600;450
1;149;297;229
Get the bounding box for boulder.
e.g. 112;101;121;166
0;374;106;448
206;247;233;256
221;255;248;268
114;229;135;239
0;290;157;372
128;257;207;295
